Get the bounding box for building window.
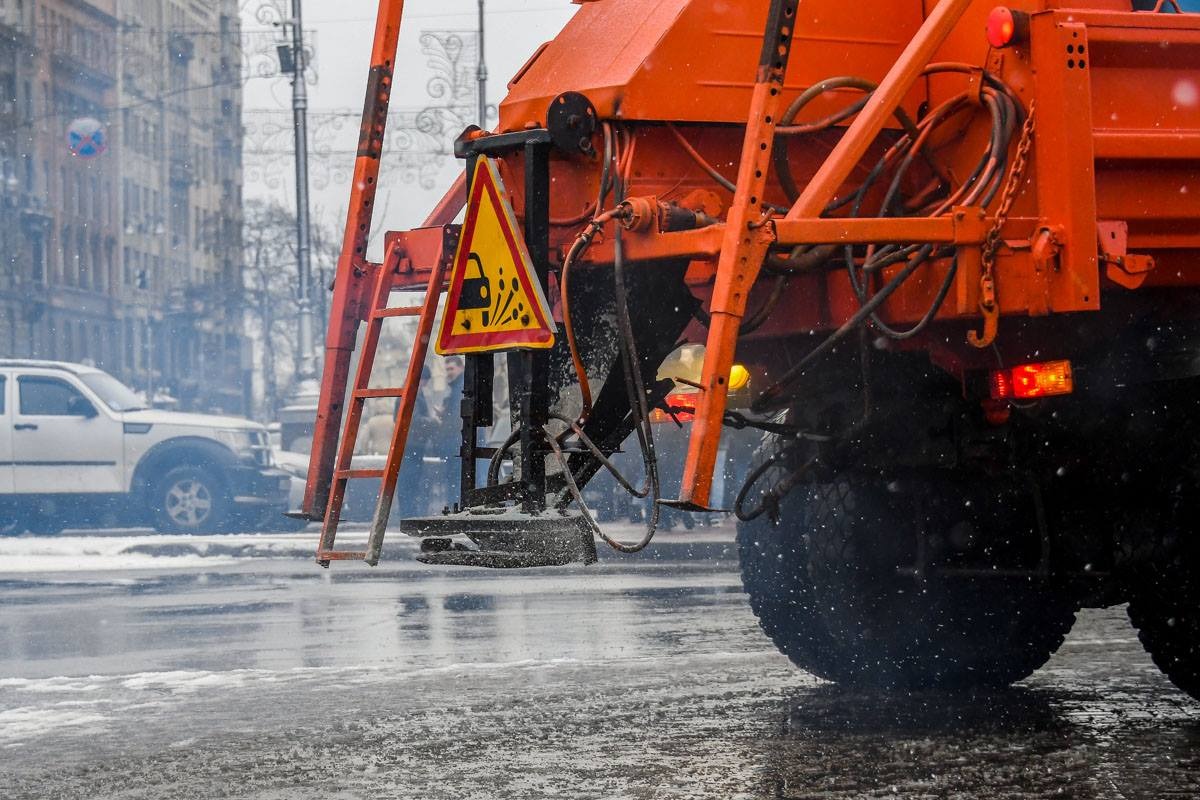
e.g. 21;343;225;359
92;235;102;292
60;224;70;285
31;232;44;284
76;228;86;286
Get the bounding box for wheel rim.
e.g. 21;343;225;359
165;478;213;528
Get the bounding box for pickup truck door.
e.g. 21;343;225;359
13;373;124;494
0;373;13;493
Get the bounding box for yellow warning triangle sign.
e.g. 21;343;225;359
435;159;556;355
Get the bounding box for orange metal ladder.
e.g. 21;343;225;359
315;239;449;567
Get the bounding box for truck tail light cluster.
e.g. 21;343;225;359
989;360;1074;400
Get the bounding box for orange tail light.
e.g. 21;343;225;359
990;360;1074;400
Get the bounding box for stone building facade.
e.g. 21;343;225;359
0;0;246;413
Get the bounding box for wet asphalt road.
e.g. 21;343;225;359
1;524;1198;799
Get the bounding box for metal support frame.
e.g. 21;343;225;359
304;0;406;518
679;0;977;509
448;136;555;513
508;141;553;512
677;0;799;508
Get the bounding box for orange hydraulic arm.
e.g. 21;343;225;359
675;0;798;509
679;0;977;509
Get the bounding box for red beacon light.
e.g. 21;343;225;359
986;7;1030;49
990;360;1074;401
650;390;698;424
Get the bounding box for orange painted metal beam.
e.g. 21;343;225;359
678;0;976;509
584;225;725;264
304;0;406;519
1093;130;1200;160
773;212;988;246
785;0;976;222
678;0;798;510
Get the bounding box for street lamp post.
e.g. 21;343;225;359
279;0;319;447
290;0;316;401
477;0;487;126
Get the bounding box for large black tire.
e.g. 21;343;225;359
1126;505;1200;701
151;465;231;534
1128;588;1200;701
736;443;1077;689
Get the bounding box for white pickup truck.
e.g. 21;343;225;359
0;360;291;534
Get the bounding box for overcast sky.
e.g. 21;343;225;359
241;1;576;260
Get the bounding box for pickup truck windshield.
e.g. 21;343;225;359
79;373;147;413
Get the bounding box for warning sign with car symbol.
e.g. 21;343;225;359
435;158;556;355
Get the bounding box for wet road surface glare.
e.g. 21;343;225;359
0;525;1197;798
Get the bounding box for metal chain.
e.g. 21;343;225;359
969;101;1037;349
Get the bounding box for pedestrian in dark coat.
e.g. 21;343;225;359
396;365;436;518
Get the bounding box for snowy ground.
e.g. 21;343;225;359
0;530;324;573
1;524;1198;798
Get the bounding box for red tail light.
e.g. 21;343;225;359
650;391;697;424
990;360;1074;400
986;7;1029;49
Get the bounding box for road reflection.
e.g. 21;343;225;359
764;683;1200;799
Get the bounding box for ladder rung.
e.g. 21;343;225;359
354;387;405;399
336;468;386;480
373;306;423;319
317;550;368;562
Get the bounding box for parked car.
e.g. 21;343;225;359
0;360;290;534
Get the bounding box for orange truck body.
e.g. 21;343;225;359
306;0;1200;520
302;0;1200;701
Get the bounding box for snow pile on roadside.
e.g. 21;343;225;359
0;533;340;574
0;704;108;745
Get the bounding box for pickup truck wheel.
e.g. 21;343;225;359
25;514;65;535
738;454;1077;688
0;515;23;537
152;466;230;534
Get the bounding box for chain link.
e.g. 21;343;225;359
969;101;1037;349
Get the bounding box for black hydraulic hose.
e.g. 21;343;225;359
752;244;934;412
541;219;663;555
607;197;661;553
734;449;789;522
773;76;922;204
486;427;523;487
735;451;820;523
597;122;614;214
839;86;1017;341
549;412;648;499
752;66;1027;411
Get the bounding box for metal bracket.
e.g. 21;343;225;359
1097;220;1156;290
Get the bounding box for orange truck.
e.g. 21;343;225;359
303;0;1200;699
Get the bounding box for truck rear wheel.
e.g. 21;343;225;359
737;447;1077;688
1129;591;1200;701
1128;557;1200;701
